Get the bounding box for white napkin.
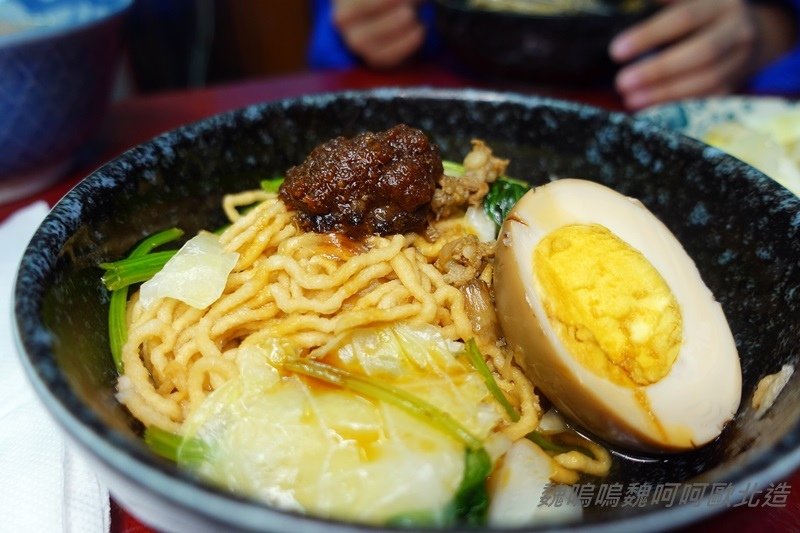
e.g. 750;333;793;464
0;202;110;533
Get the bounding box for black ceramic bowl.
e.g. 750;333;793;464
13;88;800;532
434;0;656;85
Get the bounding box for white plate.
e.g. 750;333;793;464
636;96;800;138
636;97;800;196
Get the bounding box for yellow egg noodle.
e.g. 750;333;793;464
98;125;750;523
121;191;540;434
117;170;611;505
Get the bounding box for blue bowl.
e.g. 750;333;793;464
0;0;132;201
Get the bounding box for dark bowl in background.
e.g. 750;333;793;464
434;0;656;85
13;88;800;532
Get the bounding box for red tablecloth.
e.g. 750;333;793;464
4;66;798;532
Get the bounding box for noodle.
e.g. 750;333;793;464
120;192;541;438
117;140;612;509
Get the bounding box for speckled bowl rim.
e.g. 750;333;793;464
13;87;800;532
0;0;133;49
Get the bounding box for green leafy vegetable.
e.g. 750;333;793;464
260;177;285;193
443;159;528;228
144;426;208;466
452;446;492;525
483;177;530;227
464;339;520;422
388;447;491;528
105;228;183;372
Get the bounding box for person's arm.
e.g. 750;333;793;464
609;0;798;109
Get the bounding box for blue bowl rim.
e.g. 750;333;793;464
0;0;133;49
12;86;800;532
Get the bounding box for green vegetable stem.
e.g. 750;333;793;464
100;251;178;291
284;358;483;450
283;357;493;526
442;160;466;177
102;228;183;372
260;176;285;193
464;339;520;422
144;426;208;466
527;430;593;457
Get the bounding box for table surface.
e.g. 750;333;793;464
4;65;798;533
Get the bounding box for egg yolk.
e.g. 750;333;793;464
533;224;682;387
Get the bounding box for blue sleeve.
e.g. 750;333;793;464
747;0;800;92
307;0;439;70
307;0;358;70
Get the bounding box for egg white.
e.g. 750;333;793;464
494;179;741;451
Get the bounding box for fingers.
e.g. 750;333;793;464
361;23;425;69
339;1;417;50
616;8;755;93
334;0;426;69
334;0;418;27
610;0;761;109
622;43;750;109
609;0;735;62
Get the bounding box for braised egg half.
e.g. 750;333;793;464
494;179;741;452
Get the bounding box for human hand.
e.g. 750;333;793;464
333;0;426;69
609;0;760;109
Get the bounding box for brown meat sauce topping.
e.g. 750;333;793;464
279;124;441;238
